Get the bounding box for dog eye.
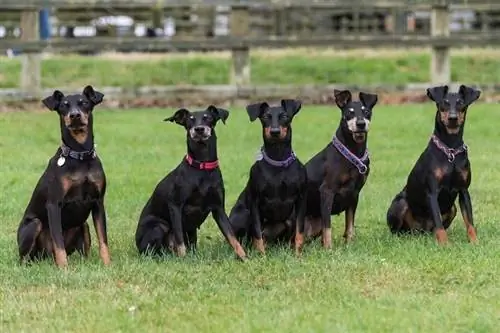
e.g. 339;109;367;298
279;113;287;119
189;115;195;121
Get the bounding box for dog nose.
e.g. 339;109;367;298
270;127;281;136
194;126;205;134
69;111;81;119
448;114;458;121
356;119;366;130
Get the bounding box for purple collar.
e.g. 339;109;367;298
257;147;297;168
332;136;369;174
431;134;468;162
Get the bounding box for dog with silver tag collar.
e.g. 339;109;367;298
16;85;110;268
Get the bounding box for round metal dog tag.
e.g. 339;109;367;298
57;156;66;167
255;150;263;161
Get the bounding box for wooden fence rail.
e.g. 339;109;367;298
1;0;500;99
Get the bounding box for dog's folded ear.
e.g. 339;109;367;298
83;85;104;105
164;108;190;126
281;99;302;118
334;89;352;108
359;92;378;110
207;105;229;125
42;90;65;111
426;85;449;103
246;102;269;122
459;85;481;106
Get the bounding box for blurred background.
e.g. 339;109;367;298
0;0;499;108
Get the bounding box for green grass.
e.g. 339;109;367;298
1;105;500;332
0;49;500;88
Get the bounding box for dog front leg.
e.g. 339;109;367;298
91;200;111;265
212;208;247;261
168;205;186;257
427;191;448;244
294;192;307;256
344;197;359;244
458;189;477;243
46;202;68;268
319;183;335;249
250;200;265;254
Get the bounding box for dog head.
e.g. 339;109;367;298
42;85;104;144
164;105;229;142
427;85;481;135
334;89;377;144
246;99;302;142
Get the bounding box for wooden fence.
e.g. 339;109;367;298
1;0;500;101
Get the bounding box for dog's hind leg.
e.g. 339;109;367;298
17;218;43;264
135;215;170;256
386;191;407;234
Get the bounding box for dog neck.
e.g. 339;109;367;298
262;128;293;161
60;121;94;152
433;117;465;149
336;127;367;158
186;132;218;162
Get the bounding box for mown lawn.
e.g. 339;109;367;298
0;104;499;332
0;48;500;88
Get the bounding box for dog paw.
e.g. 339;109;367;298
435;228;448;245
252;238;266;255
322;228;332;249
176;244;187;257
467;226;478;244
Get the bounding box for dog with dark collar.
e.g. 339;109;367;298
302;89;378;247
387;85;481;244
229;99;307;255
135;105;247;261
17;85;110;268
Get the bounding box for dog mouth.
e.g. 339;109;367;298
67;119;88;131
352;131;366;143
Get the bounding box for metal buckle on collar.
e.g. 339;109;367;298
358;163;368;174
447;153;455;163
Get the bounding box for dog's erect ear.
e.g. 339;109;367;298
334;89;352;108
281;99;302;118
459;85;481;106
207;105;229;125
164;108;190;126
83;85;104;105
426;85;449;103
359;92;378;110
41;90;65;111
246;102;269;122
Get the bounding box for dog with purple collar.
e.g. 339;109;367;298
228;99;307;255
386;85;481;244
302;89;378;248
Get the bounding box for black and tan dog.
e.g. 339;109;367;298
17;85;110;268
229;99;307;255
302;89;378;247
135;105;247;260
387;85;481;244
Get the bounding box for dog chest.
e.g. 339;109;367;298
61;170;104;203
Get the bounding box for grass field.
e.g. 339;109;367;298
1;104;499;332
1;48;500;88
